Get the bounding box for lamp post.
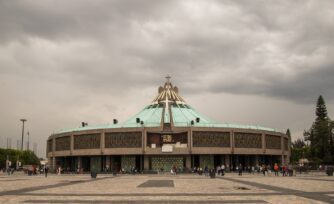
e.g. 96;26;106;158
27;131;30;151
20;119;27;151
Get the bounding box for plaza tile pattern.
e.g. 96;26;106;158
0;172;333;203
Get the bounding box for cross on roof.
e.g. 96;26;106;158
165;75;171;84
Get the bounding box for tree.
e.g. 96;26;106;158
304;95;333;164
290;138;309;164
0;148;40;169
286;128;291;142
292;139;305;149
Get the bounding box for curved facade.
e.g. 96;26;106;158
47;78;290;172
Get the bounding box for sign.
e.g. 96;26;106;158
162;135;172;143
162;145;173;153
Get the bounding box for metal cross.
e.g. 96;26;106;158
165;75;171;83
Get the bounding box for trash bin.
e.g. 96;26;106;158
91;172;97;178
288;169;293;176
326;167;333;176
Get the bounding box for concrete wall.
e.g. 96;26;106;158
47;126;290;171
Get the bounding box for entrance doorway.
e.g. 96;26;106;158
81;156;90;172
214;155;221;167
113;156;121;172
192;155;200;168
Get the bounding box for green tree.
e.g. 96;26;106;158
286;128;291;143
304;95;333;164
290;137;311;164
0;148;40;169
292;138;305;148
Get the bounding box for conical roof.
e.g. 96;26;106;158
122;76;279;132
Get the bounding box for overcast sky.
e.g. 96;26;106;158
1;0;333;157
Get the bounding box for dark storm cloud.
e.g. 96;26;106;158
0;0;171;43
1;0;333;102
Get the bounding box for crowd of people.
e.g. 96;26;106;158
10;163;329;177
190;163;295;177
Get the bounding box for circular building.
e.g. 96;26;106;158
47;77;291;173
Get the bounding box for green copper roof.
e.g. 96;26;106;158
171;104;217;126
122;104;163;127
55;77;281;134
57;123;121;134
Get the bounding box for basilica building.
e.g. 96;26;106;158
47;77;290;173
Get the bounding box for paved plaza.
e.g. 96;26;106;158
0;172;333;203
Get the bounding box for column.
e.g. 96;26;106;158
262;133;265;153
52;138;56;171
77;156;82;169
101;132;105;154
185;155;191;170
281;155;284;165
230;131;234;152
52;157;56;172
281;135;285;164
144;155;149;170
70;134;74;155
189;129;192;153
143;129;146;153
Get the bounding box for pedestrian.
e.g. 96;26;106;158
221;164;225;176
204;166;209;176
44;166;49;178
274;163;279;176
282;165;287;176
238;164;243;176
216;166;221;176
262;165;266;176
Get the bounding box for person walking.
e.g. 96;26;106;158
274;163;279;176
238;164;243;176
216;166;221;176
282;165;287;176
44;166;49;178
221;164;225;176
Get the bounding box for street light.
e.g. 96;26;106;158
27;131;30;151
20;119;27;151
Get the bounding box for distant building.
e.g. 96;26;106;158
47;77;290;172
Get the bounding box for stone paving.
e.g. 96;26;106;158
0;171;333;203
